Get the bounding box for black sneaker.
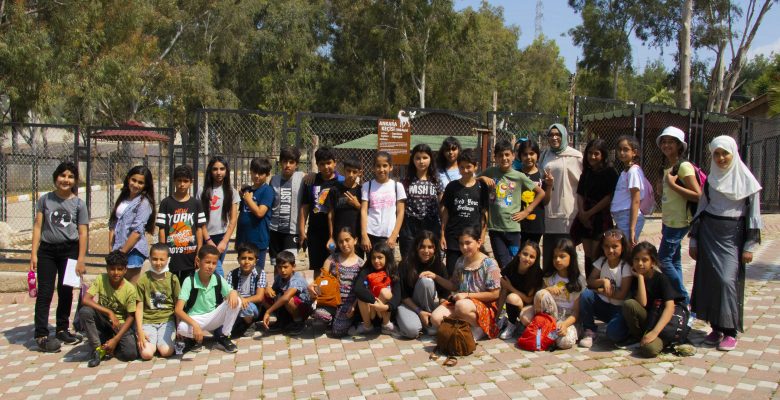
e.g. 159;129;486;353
266;322;288;334
286;321;305;336
183;338;203;353
56;330;84;345
215;334;238;353
36;336;62;353
87;349;103;368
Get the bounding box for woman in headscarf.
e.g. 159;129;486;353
539;124;583;272
689;135;762;352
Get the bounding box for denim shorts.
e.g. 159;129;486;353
127;248;147;269
239;301;261;319
142;320;176;348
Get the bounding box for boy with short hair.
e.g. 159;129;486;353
226;243;267;337
80;250;139;367
327;158;363;255
174;245;241;353
299;146;344;277
135;243;180;360
480;139;545;268
157;164;205;283
269;147;305;265
236;157;274;273
440;148;490;275
262;251;313;336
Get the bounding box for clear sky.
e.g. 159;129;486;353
454;0;780;72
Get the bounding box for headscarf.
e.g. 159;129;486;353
548;123;568;154
512;137;527;171
708;135;761;201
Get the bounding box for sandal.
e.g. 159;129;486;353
428;351;440;361
443;356;458;367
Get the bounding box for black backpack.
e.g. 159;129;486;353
184;275;223;313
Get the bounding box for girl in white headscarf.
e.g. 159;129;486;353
689;135;762;352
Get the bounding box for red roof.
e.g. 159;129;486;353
92;120;170;142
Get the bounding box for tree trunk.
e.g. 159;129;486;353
707;38;727;112
612;64;619;99
677;0;693;109
418;70;425;108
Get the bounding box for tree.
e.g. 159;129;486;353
678;0;693;108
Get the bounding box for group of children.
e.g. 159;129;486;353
30;124;763;366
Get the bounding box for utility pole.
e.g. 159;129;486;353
535;0;543;38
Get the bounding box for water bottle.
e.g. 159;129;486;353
27;271;37;298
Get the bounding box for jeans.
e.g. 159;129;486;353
612;209;645;243
255;249;268;275
658;225;690;305
211;233;228;277
79;307;139;361
578;289;629;342
488;231;521;269
126;248;146;269
34;241;78;338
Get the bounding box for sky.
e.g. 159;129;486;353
454;0;780;72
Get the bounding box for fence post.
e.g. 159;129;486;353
85;127;93;218
168;129;175;198
194;110;202;191
0;152;5;222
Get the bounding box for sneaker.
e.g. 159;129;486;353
215;334;238;353
471;326;485;341
56;330;83;345
183;338;203;353
674;344;697;357
87;348;103;368
381;322;398;337
349;324;374;336
286;321;306;336
579;329;597;348
36;336;62;353
266;322;288;334
703;330;724;346
495;314;508;331
498;321;517;340
717;336;738;351
615;339;640;350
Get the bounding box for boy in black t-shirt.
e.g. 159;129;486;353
440;149;489;276
156;165;206;283
327;158;363;256
299;146;344;278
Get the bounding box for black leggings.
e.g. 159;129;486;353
34;242;78;338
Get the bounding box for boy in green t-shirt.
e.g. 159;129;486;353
80;250;139;367
479;139;545;268
174;245;240;353
135;243;181;360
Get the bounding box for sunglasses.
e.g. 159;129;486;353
603;230;624;240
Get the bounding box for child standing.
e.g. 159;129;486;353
135;243;181;360
263;251;312;336
353;243;402;336
515;139;545;245
327;158;363;255
437;137;462;191
300;146;343;277
236;157;274;273
175;245;241;353
31;161;88;352
575;139;619;277
610;136;648;247
495;240;544;339
157;165;206;283
440;149;489;276
199;156;239;277
80;251;139;367
109;165;156;283
269;147;305;265
657;127;701;305
533;238;586;350
578;229;633;348
361;151;406;251
690;136;762;351
623;242;688;357
480;139;545;269
226;243;267;337
400;144;442;258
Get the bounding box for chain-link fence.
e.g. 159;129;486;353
489;111;565;153
745;116;780;212
574;96;638;163
0;123;80;254
85;125;174;256
405;108;485;173
697;111;743;175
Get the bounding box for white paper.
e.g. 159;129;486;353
63;259;81;288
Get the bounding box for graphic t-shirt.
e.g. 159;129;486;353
404;177;441;221
87;274;138;324
156;197;206;272
37;192;89;244
520;170;545;234
442;180;489;249
662;162;695;228
197;186;240;236
542;274;586;321
269;172;304;234
481;167;536;232
327;182;362;238
302;173;344;233
236;183;275;250
272;272;311;303
362;179;407;238
136;271;181;324
592;257;632;306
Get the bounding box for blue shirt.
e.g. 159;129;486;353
236;184;274;250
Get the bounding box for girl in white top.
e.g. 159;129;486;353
610;135;647;247
361;151;407;251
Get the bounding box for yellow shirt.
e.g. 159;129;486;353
661;162;694;228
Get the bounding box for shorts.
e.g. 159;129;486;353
127;249;147;269
269;231;298;265
239;302;261;319
142;320;176;349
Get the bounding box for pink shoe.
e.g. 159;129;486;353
703;330;723;346
717;336;737;351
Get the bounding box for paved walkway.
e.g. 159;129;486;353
2;217;780;399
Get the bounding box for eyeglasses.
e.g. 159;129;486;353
603;230;624;240
547;133;562;139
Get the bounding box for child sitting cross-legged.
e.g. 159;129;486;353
135;243;181;360
80;250;140;367
174;245;241;353
262;251;313;336
226;243;267;337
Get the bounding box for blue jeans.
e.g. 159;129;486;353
658;225;690;305
612;210;645;243
211;233;228;277
579;288;628;342
255;248;267;275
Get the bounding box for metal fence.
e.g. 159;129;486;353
489;111;565;152
745;116;780;212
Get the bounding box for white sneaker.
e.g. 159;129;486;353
381;322;398;337
495;315;508;331
579;329;597;348
498;321;517;340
